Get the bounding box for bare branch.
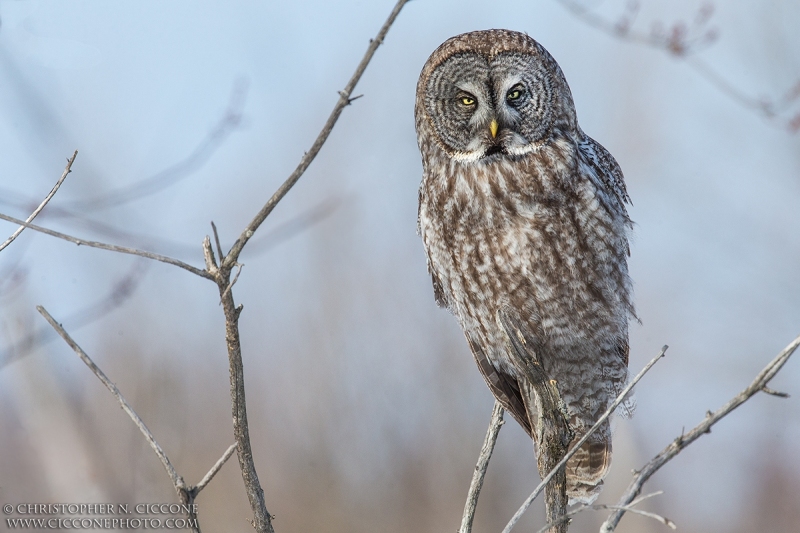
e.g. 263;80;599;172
599;333;800;532
217;282;272;533
0;212;213;280
460;401;505;533
195;443;237;494
222;0;411;268
36;305;187;492
502;346;669;533
0;150;77;253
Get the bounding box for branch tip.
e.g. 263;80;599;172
760;386;789;398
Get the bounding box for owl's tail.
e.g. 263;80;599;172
564;425;611;505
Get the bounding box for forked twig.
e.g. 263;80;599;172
37;306;241;532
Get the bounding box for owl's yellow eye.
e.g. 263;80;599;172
507;89;522;101
460;96;475;106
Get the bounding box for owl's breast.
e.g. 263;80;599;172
418;150;632;351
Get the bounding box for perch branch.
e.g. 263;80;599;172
502;345;669;533
0;213;213;280
0;151;77;253
498;309;572;533
599;333;800;532
459;401;505;533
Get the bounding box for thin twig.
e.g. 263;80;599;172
222;0;411;268
36;305;187;492
0;151;77;253
195;443;237;494
211;221;224;261
460;401;505;533
599;333;800;532
0;212;213;280
502;346;669;533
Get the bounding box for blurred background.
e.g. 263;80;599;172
1;1;798;532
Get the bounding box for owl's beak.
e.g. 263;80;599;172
489;119;499;139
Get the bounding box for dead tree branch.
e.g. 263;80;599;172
0;151;77;253
460;401;505;533
502;345;669;533
9;4;409;531
37;305;186;491
599;332;800;532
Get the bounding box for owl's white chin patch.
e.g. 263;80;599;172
451;149;485;163
505;142;540;157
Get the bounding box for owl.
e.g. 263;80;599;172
415;30;634;505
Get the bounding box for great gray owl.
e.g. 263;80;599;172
415;29;634;504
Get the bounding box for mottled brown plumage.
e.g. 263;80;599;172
415;30;635;504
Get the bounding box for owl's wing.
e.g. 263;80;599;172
578;132;631;216
466;333;533;438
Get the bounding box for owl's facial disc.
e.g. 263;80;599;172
424;51;556;163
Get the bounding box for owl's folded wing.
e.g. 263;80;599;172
466;333;533;439
578;132;631;215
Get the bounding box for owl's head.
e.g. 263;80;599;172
416;30;577;163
